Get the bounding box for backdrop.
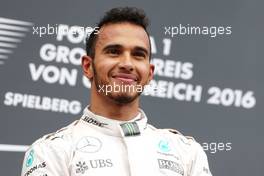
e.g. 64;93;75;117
0;0;262;175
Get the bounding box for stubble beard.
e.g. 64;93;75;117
92;62;142;104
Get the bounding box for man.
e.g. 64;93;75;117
21;7;212;176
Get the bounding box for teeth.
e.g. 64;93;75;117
112;75;138;81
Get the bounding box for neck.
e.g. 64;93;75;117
89;86;140;121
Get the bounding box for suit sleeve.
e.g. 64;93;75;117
189;142;213;176
21;140;70;176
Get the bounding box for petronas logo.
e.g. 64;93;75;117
26;150;34;167
120;122;140;136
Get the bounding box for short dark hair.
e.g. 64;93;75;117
86;7;151;59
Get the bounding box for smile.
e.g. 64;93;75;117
112;73;138;84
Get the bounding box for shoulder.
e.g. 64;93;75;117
149;126;203;151
164;128;196;144
147;125;195;144
166;128;207;156
163;128;207;159
21;121;81;175
26;120;80;155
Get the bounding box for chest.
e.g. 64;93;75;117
69;134;189;176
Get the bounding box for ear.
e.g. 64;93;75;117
147;63;155;84
82;55;93;79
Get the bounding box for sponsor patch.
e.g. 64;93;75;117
75;159;113;174
24;162;46;176
82;116;108;127
76;136;102;153
120;122;140;136
76;161;88;174
158;159;184;175
26;150;34;167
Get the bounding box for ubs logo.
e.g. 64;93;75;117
75;159;113;174
76;161;88;174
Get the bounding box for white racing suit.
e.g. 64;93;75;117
21;106;212;176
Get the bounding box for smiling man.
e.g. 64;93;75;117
21;7;212;176
83;17;154;121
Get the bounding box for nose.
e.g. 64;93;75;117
118;52;134;72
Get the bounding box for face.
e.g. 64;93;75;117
83;22;154;104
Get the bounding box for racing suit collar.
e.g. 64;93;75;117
80;105;148;137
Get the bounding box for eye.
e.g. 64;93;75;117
106;48;121;56
132;51;146;59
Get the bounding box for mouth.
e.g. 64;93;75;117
112;73;138;84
